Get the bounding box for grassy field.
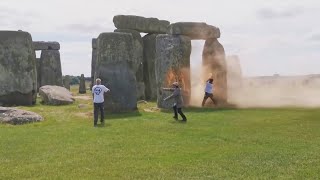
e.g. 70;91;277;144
0;87;320;179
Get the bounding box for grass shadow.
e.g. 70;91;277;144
104;111;142;120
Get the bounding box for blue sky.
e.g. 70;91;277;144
1;0;319;77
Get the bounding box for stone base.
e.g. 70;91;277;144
0;92;35;106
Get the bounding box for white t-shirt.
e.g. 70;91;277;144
92;85;110;103
205;81;213;93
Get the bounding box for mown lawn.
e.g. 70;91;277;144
0;93;320;179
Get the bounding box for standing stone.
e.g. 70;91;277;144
167;22;220;40
155;35;191;109
0;31;37;106
115;29;145;100
113;15;170;34
202;38;227;104
79;74;86;94
36;58;41;91
143;34;158;100
39;50;63;87
95;32;137;112
63;75;71;90
91;38;97;88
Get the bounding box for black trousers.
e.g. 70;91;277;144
202;92;217;106
173;105;187;120
94;102;104;125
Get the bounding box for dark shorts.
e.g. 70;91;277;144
204;92;213;98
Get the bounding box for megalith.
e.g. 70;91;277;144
142;34;159;100
167;22;220;40
113;15;170;34
202;38;227;104
0;31;37;106
155;34;191;109
226;55;242;90
95;32;137;112
36;58;41;90
79;74;86;94
63;75;71;90
114;29;145;100
91;38;97;88
33;41;60;50
39;50;63;87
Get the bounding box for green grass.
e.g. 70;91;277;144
1;94;320;179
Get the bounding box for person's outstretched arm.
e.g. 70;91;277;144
162;88;175;91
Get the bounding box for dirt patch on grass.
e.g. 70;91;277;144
73;96;91;100
144;107;160;113
75;111;93;118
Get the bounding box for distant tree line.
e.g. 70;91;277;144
63;75;91;85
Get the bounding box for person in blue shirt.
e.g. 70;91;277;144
202;78;217;107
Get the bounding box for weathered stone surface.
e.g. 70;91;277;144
36;58;41;91
33;41;60;50
39;50;63;87
113;15;170;34
0;31;37;106
63;75;71;90
115;29;144;99
143;34;158;100
91;38;98;87
79;74;86;94
167;22;220;40
95;32;137;112
91;48;97;88
39;85;74;105
202;38;227;104
136;82;145;100
0;107;43;125
155;35;191;109
91;38;98;88
92;38;97;49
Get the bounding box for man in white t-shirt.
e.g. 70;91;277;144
92;78;110;127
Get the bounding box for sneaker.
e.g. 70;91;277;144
173;116;178;120
181;119;187;122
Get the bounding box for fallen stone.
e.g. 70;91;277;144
39;85;75;105
33;41;60;50
167;22;220;40
113;15;170;34
0;107;43;125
